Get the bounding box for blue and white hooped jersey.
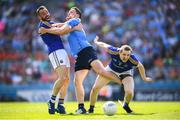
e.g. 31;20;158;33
67;19;91;57
38;21;64;54
107;46;139;73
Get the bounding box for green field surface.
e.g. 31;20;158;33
0;101;179;120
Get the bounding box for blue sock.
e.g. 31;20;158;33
58;98;64;106
50;95;56;103
123;102;129;107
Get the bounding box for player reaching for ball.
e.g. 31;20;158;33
88;36;153;114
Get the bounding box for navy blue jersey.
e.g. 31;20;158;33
38;21;64;54
107;46;139;73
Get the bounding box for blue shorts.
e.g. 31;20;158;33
75;46;98;72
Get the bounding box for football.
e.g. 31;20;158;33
103;101;117;116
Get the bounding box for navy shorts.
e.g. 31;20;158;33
75;46;98;72
119;74;132;80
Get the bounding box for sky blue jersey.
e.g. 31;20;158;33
107;46;139;73
67;19;91;57
38;21;64;54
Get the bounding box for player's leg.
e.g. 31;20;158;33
73;47;95;114
122;76;134;113
47;65;67;114
74;69;89;114
52;66;68;96
88;75;110;113
91;59;121;84
56;50;70;114
56;67;70;114
47;49;70;114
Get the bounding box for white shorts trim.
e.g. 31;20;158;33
48;49;70;69
105;66;133;77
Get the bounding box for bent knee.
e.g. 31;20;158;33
95;69;104;76
73;79;82;86
58;75;68;82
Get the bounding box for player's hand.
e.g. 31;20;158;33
94;36;100;44
38;27;47;34
144;77;153;82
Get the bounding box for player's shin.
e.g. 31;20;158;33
123;92;134;113
88;88;98;113
52;78;65;96
124;92;133;104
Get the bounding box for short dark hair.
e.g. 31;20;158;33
71;7;82;18
36;6;46;15
120;45;132;53
124;46;131;51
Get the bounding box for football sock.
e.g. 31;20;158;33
50;95;56;103
89;105;94;110
78;103;84;109
58;98;64;106
123;102;129;107
123;102;133;113
88;105;94;113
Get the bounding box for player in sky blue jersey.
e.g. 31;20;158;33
36;6;71;115
39;7;121;114
88;36;152;113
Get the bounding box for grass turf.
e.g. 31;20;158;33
0;101;179;120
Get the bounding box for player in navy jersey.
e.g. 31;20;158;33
39;7;121;114
36;6;74;114
88;36;152;114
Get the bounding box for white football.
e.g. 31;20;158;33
103;101;117;116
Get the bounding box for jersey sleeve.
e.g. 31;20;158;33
38;22;43;28
129;54;139;66
38;21;52;28
107;46;119;55
66;18;81;28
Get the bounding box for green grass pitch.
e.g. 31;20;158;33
0;101;179;120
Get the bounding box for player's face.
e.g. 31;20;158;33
66;8;78;21
119;50;131;62
38;8;51;21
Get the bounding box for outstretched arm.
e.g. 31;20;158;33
52;23;65;27
93;36;111;52
39;24;71;35
39;18;81;35
137;62;153;82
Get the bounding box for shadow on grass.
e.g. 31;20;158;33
117;113;156;115
65;113;104;116
65;112;156;116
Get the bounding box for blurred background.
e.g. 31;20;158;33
0;0;179;102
